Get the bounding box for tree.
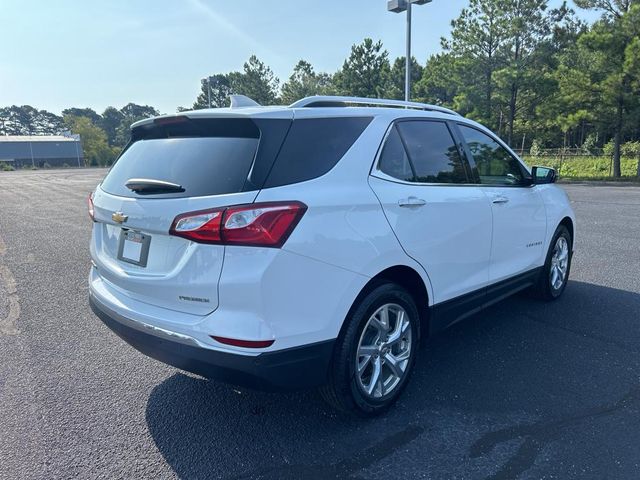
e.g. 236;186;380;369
442;0;578;144
193;56;279;108
574;0;635;18
559;3;640;176
235;55;279;105
115;103;160;147
443;0;510;128
193;73;237;109
0;105;63;135
495;0;562;144
415;53;461;106
523;7;587;147
334;38;391;98
387;56;423;100
100;107;124;147
61;107;101;125
63;115;116;166
280;60;334;104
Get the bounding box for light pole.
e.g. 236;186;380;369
387;0;432;102
202;77;212;108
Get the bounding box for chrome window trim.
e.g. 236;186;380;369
369;117;536;188
370;119;478;187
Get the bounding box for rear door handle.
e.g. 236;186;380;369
398;196;427;207
492;196;509;204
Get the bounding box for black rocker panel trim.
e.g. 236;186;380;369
429;267;542;335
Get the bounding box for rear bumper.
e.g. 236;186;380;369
89;293;334;392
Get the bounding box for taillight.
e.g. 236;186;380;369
169;201;307;248
88;193;95;221
170;208;224;243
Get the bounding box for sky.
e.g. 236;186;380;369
0;0;600;115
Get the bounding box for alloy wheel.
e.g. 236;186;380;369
355;303;412;399
550;236;569;291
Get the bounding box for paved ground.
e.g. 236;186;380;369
0;169;639;480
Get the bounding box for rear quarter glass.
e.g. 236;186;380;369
263;117;373;188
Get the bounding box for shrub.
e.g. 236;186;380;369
621;141;640;158
530;139;543;157
0;162;15;171
603;140;614;157
580;134;599;155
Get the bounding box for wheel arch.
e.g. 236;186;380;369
559;216;574;249
338;265;431;343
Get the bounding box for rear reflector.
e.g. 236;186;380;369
211;336;275;348
169;201;307;248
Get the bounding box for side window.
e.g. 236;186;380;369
458;125;526;186
396;121;468;184
378;126;414;181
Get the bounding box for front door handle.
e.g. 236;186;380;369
398;196;427;207
492;195;509;204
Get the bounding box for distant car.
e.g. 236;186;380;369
88;95;575;416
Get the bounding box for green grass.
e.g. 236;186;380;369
558;176;640;183
522;155;639;178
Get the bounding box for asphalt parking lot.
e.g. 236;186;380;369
1;169;639;479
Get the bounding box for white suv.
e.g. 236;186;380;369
89;95;575;416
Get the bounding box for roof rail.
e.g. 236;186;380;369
289;96;459;116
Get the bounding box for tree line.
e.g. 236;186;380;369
0;103;159;166
1;0;638;175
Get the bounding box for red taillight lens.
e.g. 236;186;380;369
169;208;224;243
169;201;307;248
211;335;274;348
222;201;307;247
88;193;95;221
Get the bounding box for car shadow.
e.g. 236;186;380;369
145;281;640;479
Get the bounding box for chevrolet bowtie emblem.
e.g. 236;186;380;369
112;212;128;224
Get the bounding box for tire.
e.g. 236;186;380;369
531;224;572;300
319;282;420;417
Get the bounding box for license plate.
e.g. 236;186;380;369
117;230;151;267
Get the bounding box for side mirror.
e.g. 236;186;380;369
532;166;557;184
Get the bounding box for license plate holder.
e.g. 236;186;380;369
117;230;151;267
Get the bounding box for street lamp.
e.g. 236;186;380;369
387;0;432;102
201;77;212;108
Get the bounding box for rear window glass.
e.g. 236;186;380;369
264;117;372;188
101;137;258;198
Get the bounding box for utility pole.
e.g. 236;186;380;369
387;0;432;102
202;77;212;108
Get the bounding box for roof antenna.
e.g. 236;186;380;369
230;95;261;108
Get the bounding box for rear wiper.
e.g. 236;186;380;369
125;178;185;194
